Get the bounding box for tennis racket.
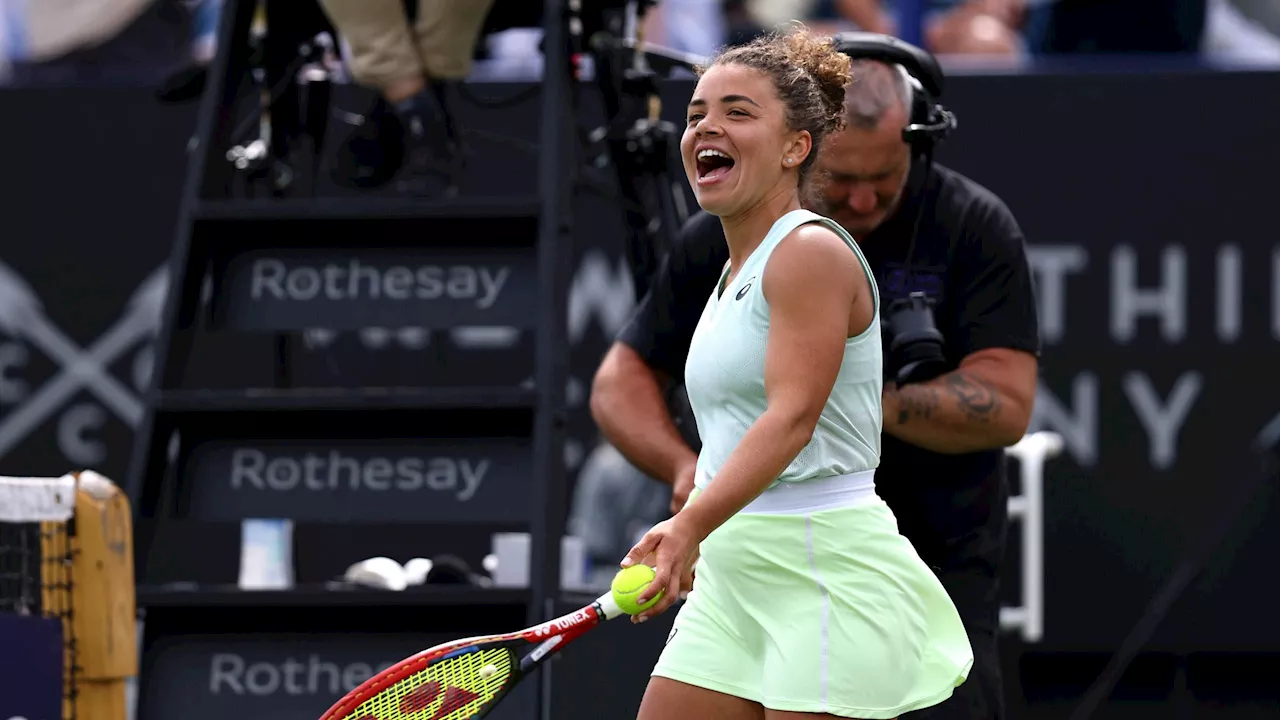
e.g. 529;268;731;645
318;591;626;720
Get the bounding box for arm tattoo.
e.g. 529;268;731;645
943;372;1001;423
895;385;940;426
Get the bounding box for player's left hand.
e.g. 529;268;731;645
620;517;699;623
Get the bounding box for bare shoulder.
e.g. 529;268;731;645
763;221;862;299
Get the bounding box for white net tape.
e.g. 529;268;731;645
0;474;78;523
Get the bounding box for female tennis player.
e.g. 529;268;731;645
619;28;974;720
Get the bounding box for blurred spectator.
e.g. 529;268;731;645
318;0;496;192
1204;0;1280;62
718;1;768;48
0;3;12;83
1;0;191;85
8;0;153;63
743;0;1025;56
824;0;894;35
6;0;1274;89
153;0;225;104
918;0;1027;55
567;441;671;591
191;0;222;66
463;1;546;81
643;0;727;59
1231;0;1280;34
640;0;1280;64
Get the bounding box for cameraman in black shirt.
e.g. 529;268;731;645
591;40;1039;720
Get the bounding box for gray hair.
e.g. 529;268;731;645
843;60;915;130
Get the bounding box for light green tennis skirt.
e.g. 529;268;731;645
651;475;973;718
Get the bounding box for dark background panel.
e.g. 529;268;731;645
2;67;1280;718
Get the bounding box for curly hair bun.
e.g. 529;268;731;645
779;27;853;135
704;25;854;192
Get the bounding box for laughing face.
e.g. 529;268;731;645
681;63;809;217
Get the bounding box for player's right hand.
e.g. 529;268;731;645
621;516;698;623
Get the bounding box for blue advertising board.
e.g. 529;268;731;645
0;613;63;720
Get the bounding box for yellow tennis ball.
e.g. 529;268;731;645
611;564;663;615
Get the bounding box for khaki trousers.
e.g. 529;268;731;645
318;0;496;88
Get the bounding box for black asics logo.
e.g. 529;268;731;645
735;278;755;301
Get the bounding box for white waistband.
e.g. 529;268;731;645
697;469;879;515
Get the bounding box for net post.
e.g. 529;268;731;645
1;472;137;720
69;471;138;720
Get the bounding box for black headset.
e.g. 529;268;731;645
832;32;957;160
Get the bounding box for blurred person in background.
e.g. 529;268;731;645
317;0;496;192
567;440;672;591
191;0;223;66
592;50;1039;719
1231;0;1280;34
0;4;11;82
155;0;225;103
570;370;701;589
1;0;191;84
916;0;1027;56
1202;0;1280;62
642;0;728;61
746;0;1026;56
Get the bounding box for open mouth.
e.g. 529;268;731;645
696;148;736;183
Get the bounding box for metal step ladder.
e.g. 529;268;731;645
126;3;576;713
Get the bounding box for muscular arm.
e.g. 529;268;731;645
590;343;697;486
680;225;872;540
589;210;725;487
884;185;1041;454
884;347;1037;453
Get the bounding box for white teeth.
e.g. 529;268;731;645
697;148;731;161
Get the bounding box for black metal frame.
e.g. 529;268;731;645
528;2;574;712
584;7;691;301
531;0;573;594
126;0;249;513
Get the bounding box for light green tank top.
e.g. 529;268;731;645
685;209;883;491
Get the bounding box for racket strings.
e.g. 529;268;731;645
346;647;514;720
